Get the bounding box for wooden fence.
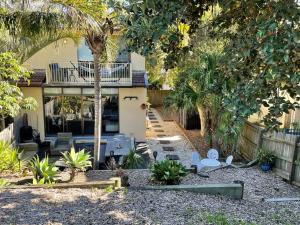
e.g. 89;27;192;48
239;122;300;187
0;115;23;144
147;90;170;107
0;123;14;143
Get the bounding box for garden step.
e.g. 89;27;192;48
166;154;180;160
160;140;171;144
162;146;174;151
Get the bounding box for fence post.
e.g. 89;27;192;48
290;136;300;183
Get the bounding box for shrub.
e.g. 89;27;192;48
29;156;58;184
0;178;10;188
151;160;187;185
62;148;92;181
257;148;276;165
122;149;144;169
0;141;22;173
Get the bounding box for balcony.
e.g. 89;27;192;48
46;62;132;86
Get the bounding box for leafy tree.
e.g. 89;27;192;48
125;0;300;140
146;50;165;90
0;52;37;130
213;0;300;132
123;0;212;69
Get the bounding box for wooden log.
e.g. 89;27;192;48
3;180;117;189
262;197;300;202
133;183;244;200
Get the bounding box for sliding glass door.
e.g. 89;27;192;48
82;96;95;135
44;88;119;136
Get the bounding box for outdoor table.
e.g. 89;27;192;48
200;158;221;167
105;136;134;157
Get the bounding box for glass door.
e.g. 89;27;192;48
82;96;95;135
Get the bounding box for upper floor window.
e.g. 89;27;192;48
77;38;129;63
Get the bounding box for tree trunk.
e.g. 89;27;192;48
197;105;207;137
93;53;102;169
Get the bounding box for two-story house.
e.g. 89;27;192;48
18;37;148;142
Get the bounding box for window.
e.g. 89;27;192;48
44;88;119;136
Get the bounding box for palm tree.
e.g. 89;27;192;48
164;53;225;150
0;0;120;169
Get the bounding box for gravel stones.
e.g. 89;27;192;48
1;168;299;225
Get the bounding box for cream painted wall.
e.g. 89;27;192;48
20;87;45;140
248;106;300;128
23;38;78;70
119;88;147;141
131;52;145;71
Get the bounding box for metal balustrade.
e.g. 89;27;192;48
46;62;132;86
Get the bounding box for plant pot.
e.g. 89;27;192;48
261;162;271;172
140;103;147;110
121;175;130;187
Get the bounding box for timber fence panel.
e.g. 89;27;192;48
293;143;300;186
147;90;170;107
262;132;298;181
239;122;300;186
0;123;14;143
238;122;263;160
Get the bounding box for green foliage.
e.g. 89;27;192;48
151;160;187;185
257;148;276;165
62;148;92;180
213;0;300;132
0;141;22;173
62;148;92;171
125;0;300;139
291;122;299;129
164;49;237;155
0;52;37;120
29;156;58;184
122;149;144;169
123;0;211;68
195;212;257;225
0;178;10;188
104;185;114;193
32;177;46;185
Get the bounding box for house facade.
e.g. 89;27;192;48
19;38;148;142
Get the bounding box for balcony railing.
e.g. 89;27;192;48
46;62;132;86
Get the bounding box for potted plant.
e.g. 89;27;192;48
257;148;276;172
116;168;130;187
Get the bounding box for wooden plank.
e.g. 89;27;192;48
263;136;296;146
135;183;244;200
275;156;294;163
263;197;300;202
292;180;300;187
290;136;300;183
274;168;291;180
3;179;119;189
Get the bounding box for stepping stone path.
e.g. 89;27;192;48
160;140;171;144
153;125;162;128
154;129;164;133
162;147;174;151
166;154;180;160
147;108;195;168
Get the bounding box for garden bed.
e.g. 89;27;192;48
84;167;300;201
1;167;299;225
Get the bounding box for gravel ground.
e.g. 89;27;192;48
1;167;299;225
